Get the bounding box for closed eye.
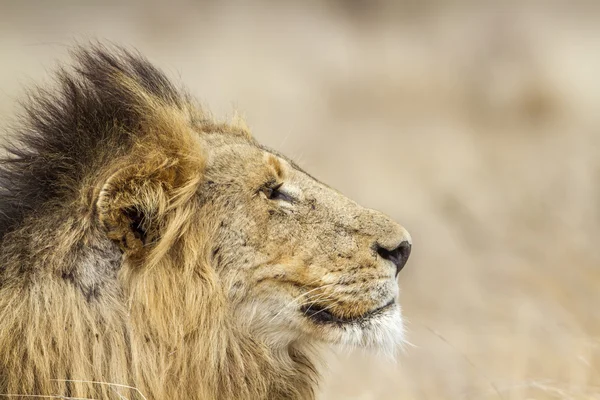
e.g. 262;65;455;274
264;183;294;202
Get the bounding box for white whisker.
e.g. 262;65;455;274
267;283;338;324
50;379;147;400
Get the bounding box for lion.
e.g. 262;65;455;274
0;44;412;400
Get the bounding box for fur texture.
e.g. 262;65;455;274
0;44;411;399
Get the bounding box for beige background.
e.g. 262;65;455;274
1;1;599;399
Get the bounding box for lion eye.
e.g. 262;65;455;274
264;183;293;202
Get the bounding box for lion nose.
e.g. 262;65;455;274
376;241;411;277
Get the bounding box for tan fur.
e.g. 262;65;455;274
0;45;411;399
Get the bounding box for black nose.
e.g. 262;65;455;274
376;241;411;277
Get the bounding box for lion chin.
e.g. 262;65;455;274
0;43;412;400
309;302;406;355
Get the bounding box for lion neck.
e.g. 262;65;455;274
0;211;320;399
118;239;321;399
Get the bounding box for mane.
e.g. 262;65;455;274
0;44;194;241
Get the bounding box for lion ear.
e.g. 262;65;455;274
96;154;202;261
96;162;170;255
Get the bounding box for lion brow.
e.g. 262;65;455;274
258;145;329;187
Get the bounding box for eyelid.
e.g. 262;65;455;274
264;182;294;202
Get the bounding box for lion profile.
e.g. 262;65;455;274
0;44;412;400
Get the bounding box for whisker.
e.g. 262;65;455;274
50;379;147;400
299;296;336;311
302;301;339;319
267;283;338;324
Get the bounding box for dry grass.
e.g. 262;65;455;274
0;1;598;399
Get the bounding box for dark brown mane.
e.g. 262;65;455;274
0;44;185;241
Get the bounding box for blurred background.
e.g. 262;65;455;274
1;1;599;398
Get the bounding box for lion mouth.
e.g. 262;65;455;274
301;299;395;325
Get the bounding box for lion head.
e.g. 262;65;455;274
0;44;411;399
198;133;412;350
